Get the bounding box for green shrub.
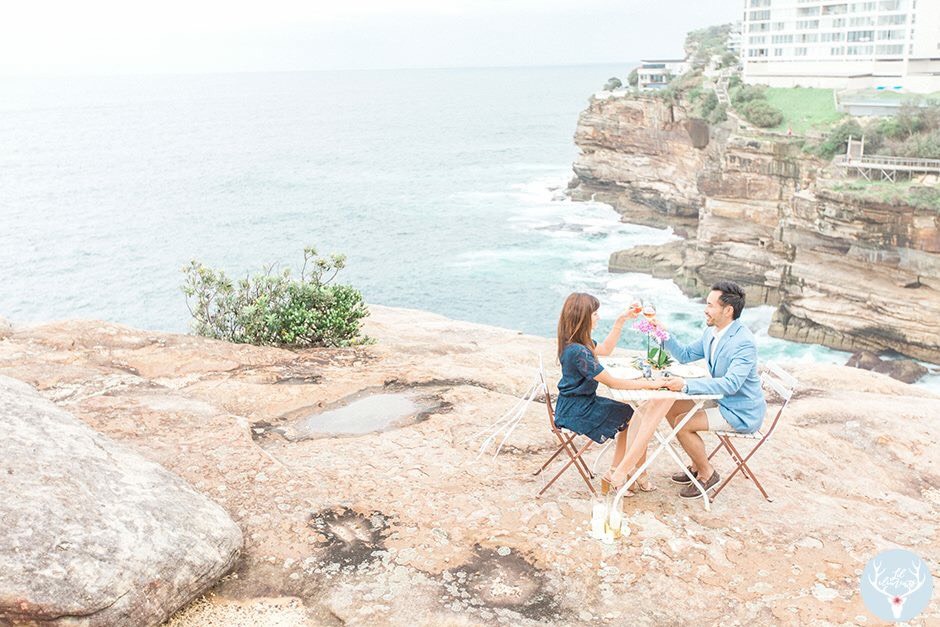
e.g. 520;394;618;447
708;102;728;124
816;119;863;159
910;185;940;210
627;69;638;87
727;75;742;91
741;100;784;128
603;77;622;91
182;246;370;348
731;84;767;107
875;116;906;140
698;91;719;118
901;129;940;159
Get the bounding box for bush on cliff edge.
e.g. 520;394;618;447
182;246;370;348
741;100;784;128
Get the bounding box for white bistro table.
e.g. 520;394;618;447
599;358;721;511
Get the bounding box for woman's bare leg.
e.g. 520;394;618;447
609;398;674;485
610;428;628;469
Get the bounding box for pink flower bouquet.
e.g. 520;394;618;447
632;317;673;369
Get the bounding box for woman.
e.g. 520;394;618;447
555;292;678;494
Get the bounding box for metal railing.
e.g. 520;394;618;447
835;154;940;172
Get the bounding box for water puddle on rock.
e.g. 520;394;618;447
261;386;450;442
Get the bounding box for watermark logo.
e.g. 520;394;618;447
860;549;932;622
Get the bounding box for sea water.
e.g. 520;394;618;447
0;66;935;388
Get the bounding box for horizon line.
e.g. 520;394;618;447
0;60;645;81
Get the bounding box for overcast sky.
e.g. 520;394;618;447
1;1;742;76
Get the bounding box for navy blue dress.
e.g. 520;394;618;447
555;342;634;443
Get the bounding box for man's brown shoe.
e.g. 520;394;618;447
679;471;720;499
670;466;697;485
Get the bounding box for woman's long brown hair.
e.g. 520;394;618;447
557;292;599;360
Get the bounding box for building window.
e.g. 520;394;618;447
798;6;821;15
847;30;874;42
846;45;874;54
798;33;820;43
749;35;767;44
877;14;906;25
878;0;900;9
830;46;846;55
772;34;794;43
850;2;877;10
797;20;820;29
875;44;904;54
822;4;848;15
794;47;809;56
750;9;771;20
832;18;847;27
774;47;784;56
773;21;787;30
850;16;875;26
750;0;771;6
747;48;769;57
821;32;846;41
877;29;905;40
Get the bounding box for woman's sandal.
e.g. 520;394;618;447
633;474;657;493
601;471;654;497
600;471;635;498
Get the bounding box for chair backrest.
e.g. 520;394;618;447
759;362;798;439
537;364;559;431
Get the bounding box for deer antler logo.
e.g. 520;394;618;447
866;557;928;620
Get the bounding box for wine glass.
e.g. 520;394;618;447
642;303;657;321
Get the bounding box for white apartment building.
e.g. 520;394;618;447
741;0;940;92
636;59;690;90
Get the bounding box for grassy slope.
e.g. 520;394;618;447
763;87;844;135
828;180;940;211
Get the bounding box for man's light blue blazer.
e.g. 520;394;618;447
663;319;766;433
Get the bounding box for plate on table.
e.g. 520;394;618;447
667;364;707;379
602;357;637;369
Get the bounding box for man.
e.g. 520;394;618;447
660;281;766;499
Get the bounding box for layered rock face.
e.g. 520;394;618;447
0;376;242;626
575;92;940;363
570;94;710;237
1;307;938;625
773;186;940;362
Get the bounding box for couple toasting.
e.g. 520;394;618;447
554;281;766;499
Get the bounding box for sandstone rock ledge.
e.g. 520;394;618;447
0;306;938;625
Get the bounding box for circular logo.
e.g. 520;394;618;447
860;549;933;622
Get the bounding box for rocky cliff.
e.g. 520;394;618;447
572;92;940;364
1;307;938;625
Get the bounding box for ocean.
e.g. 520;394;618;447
1;65;933;387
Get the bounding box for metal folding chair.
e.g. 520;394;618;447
533;369;598;497
706;363;797;503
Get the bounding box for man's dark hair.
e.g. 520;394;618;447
711;281;746;319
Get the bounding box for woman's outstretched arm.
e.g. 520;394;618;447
595;307;640;356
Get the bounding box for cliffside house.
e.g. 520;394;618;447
636;59;690;90
740;0;940;93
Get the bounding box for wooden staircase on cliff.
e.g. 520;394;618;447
835;137;940;182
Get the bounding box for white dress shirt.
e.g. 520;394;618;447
710;323;731;365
